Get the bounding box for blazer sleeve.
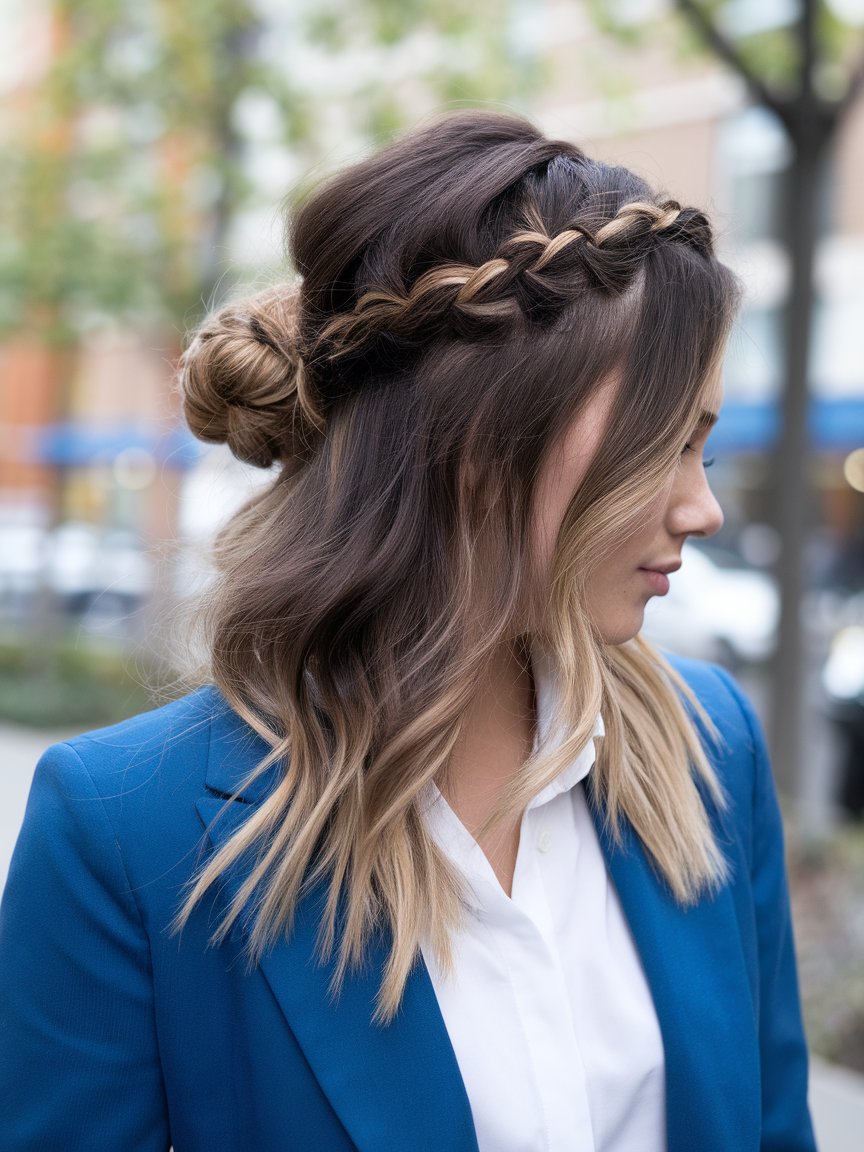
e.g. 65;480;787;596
0;741;171;1152
713;666;818;1152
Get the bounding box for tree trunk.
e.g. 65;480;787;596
769;0;827;811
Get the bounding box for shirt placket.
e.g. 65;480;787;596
480;799;596;1151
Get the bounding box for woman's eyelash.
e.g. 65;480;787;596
683;442;716;468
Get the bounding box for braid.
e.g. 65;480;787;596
316;198;713;361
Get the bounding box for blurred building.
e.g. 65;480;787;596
2;0;864;613
0;0;195;566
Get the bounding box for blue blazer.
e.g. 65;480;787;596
0;657;817;1151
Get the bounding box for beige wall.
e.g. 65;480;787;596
537;5;739;216
833;91;864;236
578;119;717;212
73;332;176;427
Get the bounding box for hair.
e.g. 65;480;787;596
175;110;742;1021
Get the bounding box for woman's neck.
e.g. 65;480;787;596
440;636;537;894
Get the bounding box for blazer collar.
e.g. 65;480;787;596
197;686;759;1152
199;685;279;804
197;688;478;1152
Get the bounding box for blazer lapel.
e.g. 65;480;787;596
585;776;761;1152
195;692;478;1152
195;687;761;1152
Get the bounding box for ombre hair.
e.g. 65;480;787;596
175;111;742;1021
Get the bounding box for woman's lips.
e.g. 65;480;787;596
638;568;671;595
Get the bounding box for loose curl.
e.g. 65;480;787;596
174;111;742;1022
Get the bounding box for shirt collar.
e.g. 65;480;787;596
526;640;604;810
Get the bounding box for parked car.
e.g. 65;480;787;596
822;620;864;818
47;523;102;615
0;523;46;598
0;522;47;623
47;523;153;618
642;543;779;668
0;519;153;629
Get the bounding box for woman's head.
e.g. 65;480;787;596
176;111;741;1020
182;111;739;651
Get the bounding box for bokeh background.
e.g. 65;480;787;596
2;0;864;1132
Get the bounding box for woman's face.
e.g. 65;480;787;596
532;370;724;644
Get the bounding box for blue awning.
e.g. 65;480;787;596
32;422;201;468
708;396;864;453
21;399;864;465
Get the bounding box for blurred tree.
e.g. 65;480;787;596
0;0;536;718
0;0;536;342
586;0;864;808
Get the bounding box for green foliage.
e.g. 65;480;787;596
583;0;665;48
0;0;535;344
0;633;169;728
734;30;799;94
676;1;864;97
788;821;864;1073
585;1;864;109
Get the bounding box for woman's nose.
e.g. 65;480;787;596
666;469;724;540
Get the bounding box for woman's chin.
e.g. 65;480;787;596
593;611;645;647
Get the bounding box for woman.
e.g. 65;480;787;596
0;111;816;1151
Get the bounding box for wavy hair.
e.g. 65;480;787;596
175;111;742;1021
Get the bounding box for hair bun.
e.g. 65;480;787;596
179;285;325;469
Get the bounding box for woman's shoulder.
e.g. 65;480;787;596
55;684;232;796
666;653;765;760
664;654;775;852
664;654;765;789
22;685;270;890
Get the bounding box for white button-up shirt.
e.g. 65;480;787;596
420;645;666;1152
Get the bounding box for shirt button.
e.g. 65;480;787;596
537;831;552;853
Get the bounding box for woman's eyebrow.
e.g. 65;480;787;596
696;408;719;431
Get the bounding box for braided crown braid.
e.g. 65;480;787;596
315;198;713;362
180;115;723;472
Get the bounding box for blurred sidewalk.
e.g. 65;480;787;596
2;723;864;1149
1;723;71;891
811;1058;864;1150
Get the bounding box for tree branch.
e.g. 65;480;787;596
675;0;793;135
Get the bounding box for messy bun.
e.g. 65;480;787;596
180;285;325;469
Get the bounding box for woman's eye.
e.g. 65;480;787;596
682;442;715;469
